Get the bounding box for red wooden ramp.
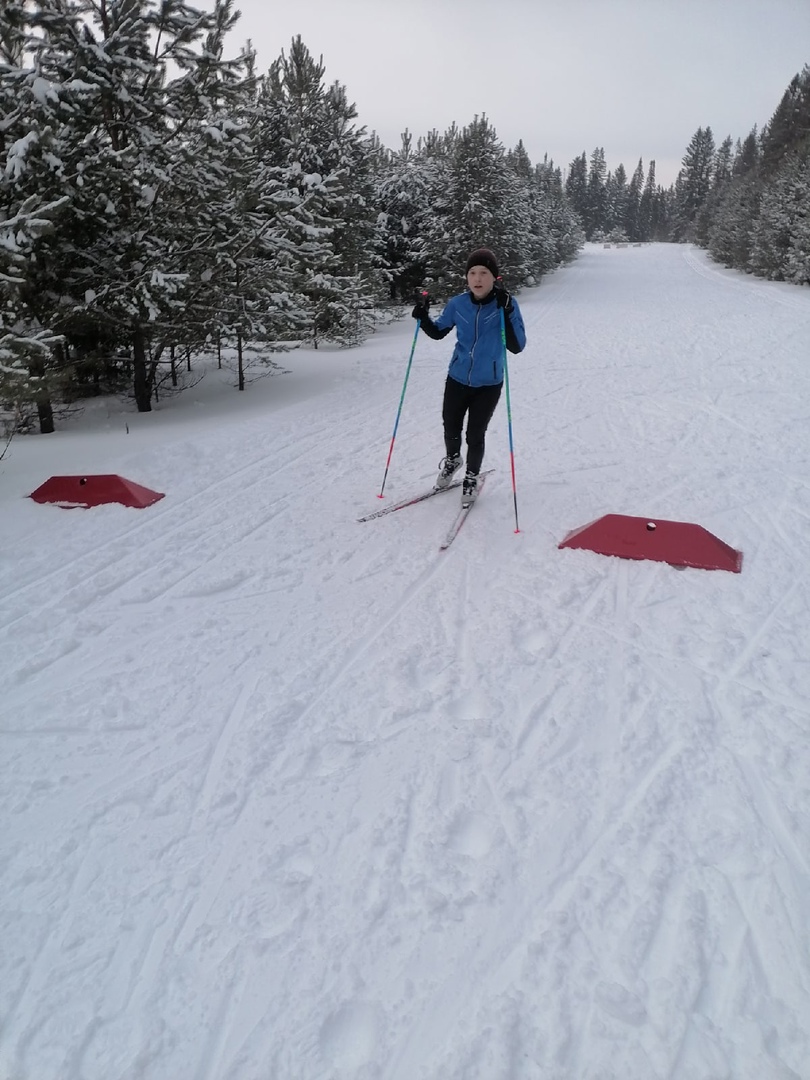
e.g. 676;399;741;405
558;514;743;573
29;475;165;509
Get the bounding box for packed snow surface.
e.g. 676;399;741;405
2;244;810;1080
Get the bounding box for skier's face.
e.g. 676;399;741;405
467;266;495;299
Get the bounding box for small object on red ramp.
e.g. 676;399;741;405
29;475;165;509
558;514;742;573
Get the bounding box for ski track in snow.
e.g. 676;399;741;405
2;244;810;1080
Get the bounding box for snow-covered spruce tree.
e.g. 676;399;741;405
2;0;250;415
750;152;810;281
706;177;762;271
0;191;70;432
584;148;608;239
498;139;533;284
564;152;588;234
604;163;628;240
783;156;810;285
535;157;583;267
373;130;431;301
673;126;715;241
638;160;656;240
256;38;343;350
655;184;676;241
733;128;761;179
0;0;67;430
759;67;810;176
506;141;553;283
704;130;761;270
624;159;644;242
713;136;735;192
742;69;810;282
318;79;382;344
191;44;310;390
699;67;810;283
422;115;527;294
257;37;380;349
411;125;456;294
695;136;734;249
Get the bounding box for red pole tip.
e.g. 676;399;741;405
377;494;385;499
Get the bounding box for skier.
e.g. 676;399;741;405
411;247;526;505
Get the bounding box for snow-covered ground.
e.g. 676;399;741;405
2;243;810;1080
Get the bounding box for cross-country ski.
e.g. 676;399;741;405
358;470;493;523
440;473;488;550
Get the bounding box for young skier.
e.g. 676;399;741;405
412;248;526;506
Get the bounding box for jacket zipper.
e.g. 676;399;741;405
468;305;481;384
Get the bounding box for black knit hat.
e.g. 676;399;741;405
465;247;499;278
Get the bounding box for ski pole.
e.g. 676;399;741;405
377;293;425;498
500;304;520;534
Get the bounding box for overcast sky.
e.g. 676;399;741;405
223;0;810;187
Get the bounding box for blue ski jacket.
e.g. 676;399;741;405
419;290;527;387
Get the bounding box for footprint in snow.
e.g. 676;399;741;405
319;1001;380;1070
593;981;648;1025
448;810;496;859
449;688;499;722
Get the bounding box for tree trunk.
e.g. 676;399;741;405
37;400;55;434
133;326;152;412
30;353;55;433
235;262;245;388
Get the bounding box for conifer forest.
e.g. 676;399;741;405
2;1;809;431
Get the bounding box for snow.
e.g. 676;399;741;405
30;76;59;106
4;132;40;180
2;243;810;1080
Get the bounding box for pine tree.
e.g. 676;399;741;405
319;79;381;343
625;159;645;241
605;163;628;240
760;67;810;174
199;44;308;390
695;137;734;247
565;152;588;231
751;152;810;280
638;160;656;240
423;116;523;293
674;127;715;240
713;136;735;191
373;132;431;301
0;0;77;430
509;143;561;287
257;37;379;347
257;39;342;348
783;155;810;285
1;0;251;415
706;176;762;270
536;157;584;268
585;147;608;239
733;128;760;178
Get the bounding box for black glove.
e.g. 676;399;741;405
493;280;513;312
411;290;430;321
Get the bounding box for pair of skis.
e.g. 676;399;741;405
358;471;490;550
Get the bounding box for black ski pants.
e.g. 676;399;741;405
442;375;503;476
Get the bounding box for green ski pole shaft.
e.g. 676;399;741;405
500;306;520;534
377;296;425;498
